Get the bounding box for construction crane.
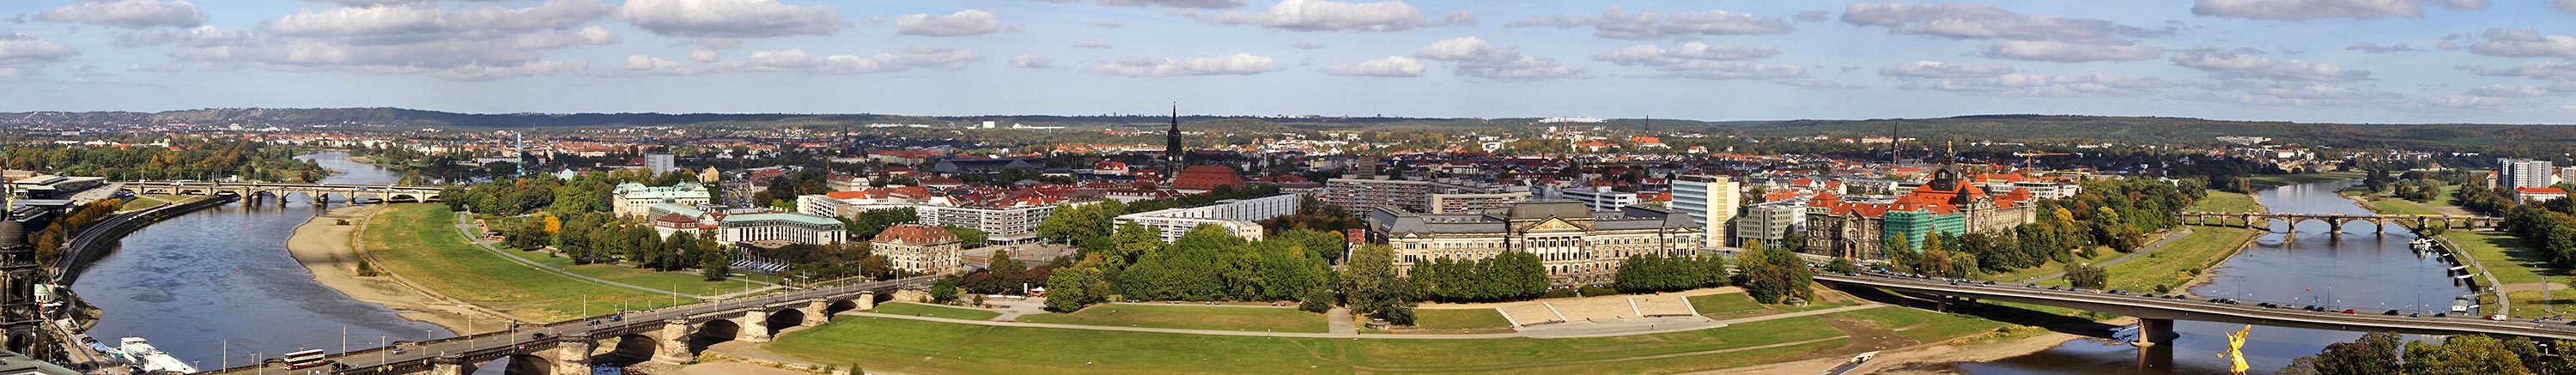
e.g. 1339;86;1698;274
2014;151;2072;168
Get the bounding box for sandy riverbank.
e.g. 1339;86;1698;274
1704;316;2139;375
286;205;514;335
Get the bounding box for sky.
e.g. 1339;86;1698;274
3;0;2576;124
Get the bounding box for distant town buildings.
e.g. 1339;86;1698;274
2516;187;2568;204
2500;158;2557;191
1367;202;1701;286
873;225;963;275
612;182;711;218
717;212;847;245
1802;168;2038;260
1113;193;1299;243
645;153;676;174
1325;176;1530;215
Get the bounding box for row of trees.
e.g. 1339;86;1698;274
1044;224;1346;311
1409;252;1548;302
1610;253;1730;293
28;199;122;263
2278;332;2573;375
0;141;329;182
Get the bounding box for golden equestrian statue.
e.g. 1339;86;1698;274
2221;324;2251;374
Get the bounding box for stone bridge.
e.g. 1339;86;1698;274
1817;272;2576;345
118;180;444;204
2173;212;2501;234
197;276;937;375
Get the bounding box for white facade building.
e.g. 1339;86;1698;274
1670;175;1741;248
645;154;677;174
2501;158;2557;191
1112;194;1299;243
1558;186;1639;212
613;183;712;218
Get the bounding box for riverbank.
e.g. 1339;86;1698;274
286;205;513;335
1708;317;2130;375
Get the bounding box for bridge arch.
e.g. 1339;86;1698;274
606;334;659;363
687;319;742;353
504;354;556;375
826;299;861;316
765;308;807;336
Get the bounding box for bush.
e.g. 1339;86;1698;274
1298;288;1334;313
1578;286;1620;297
1540;288;1579;299
1826;258;1860;274
336;219;350;226
1380;305;1417;326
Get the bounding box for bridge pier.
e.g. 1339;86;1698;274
2136;318;2177;346
428;354;476;375
653;321;694;365
801;300;830;326
858;292;878;311
552;331;597;375
738;310;775;342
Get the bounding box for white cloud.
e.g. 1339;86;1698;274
1793;10;1831;22
125;62;183;72
2170;48;2371;82
1905;72;2172;97
1091;19;1127;28
1880;60;2015;78
896;9;1001;37
620;47;980;76
621;55;690;76
1194;0;1461;32
1086;52;1283;76
0;33;82;79
690;48;719;63
1097;0;1242;9
1318;56;1423;77
1413;36;1591;81
2561;0;2576;14
1595;41;1780;64
2467;60;2576;80
2346;42;2415;53
2467;28;2576;58
1843;3;2171;43
2190;0;2447;21
1504;6;1793;39
1292;40;1326;49
2425;94;2509;109
110;25;247;48
617;0;852;39
2466;83;2555;97
35;0;205;29
1073;39;1113;49
264;0;614;41
1977;39;2162;62
436;61;588;81
1012;54;1053;69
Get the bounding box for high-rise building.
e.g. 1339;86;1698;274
2500;158;2556;191
645;154;677;174
1671;175;1740;248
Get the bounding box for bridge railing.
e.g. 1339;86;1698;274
1817;271;2576;337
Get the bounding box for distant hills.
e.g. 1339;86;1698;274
3;108;2569;153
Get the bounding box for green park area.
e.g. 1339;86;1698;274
2443;231;2569;318
2094;227;2261;293
1018;304;1327;333
869;302;1002;321
361;203;692;321
1980;249;2125;284
768;315;1855;374
1689;290;1864;319
1827;306;2013;344
1408;308;1513;330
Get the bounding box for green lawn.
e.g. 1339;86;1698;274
870;302;1003;321
1689;293;1769;318
361;204;691;321
2186;191;2267;214
2369;198;2443;215
769;314;1855;374
2248;172;2366;188
2096;227;2260;293
560;263;749;296
1411;308;1513;329
2449;231;2552;285
1018;305;1328;333
117;197;169;211
1829;307;2011;344
1980;247;2126;283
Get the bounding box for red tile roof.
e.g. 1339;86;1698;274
872;225;958;245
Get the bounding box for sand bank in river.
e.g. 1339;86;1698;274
286;205;516;336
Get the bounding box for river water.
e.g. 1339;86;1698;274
71;152;462;371
1963;179;2470;374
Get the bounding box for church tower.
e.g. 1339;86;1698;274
0;182;41;359
1165;104;1185;176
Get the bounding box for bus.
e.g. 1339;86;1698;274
283;349;331;369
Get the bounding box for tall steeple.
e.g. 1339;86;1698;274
1165;103;1184;175
0;162;35;360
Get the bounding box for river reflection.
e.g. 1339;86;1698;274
1964;179;2469;374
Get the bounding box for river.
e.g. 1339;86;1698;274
70;152;465;371
1962;179;2470;374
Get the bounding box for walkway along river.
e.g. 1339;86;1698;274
69;152;471;372
1963;178;2473;374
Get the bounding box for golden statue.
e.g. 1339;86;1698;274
2221;324;2252;374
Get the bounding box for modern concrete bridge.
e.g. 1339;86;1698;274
2173;212;2500;233
197;276;937;375
117;180;444;203
1816;272;2576;346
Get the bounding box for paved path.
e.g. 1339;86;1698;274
448;211;779;299
835;303;1886;340
1327;307;1356;336
2017;228;2196;284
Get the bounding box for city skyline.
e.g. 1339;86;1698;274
3;0;2576;124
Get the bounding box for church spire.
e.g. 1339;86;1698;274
1166;103;1184;175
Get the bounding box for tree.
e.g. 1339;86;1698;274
701;248;731;281
2401;335;2532;375
2063;263;2107;289
1735;244;1814;304
1042;257;1108;311
1108;222;1161;266
990;249;1025;275
931;278;962;303
1826;257;1859;274
2279;332;2401;375
1341;244;1410;318
944;227;988;249
1298;287;1334;313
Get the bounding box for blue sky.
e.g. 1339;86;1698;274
3;0;2576;124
